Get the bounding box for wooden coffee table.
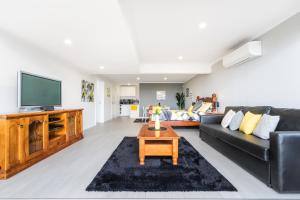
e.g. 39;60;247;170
137;125;179;165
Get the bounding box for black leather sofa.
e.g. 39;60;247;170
199;106;300;193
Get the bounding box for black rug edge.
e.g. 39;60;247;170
86;136;237;192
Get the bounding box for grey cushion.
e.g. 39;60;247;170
253;114;280;139
192;101;203;112
229;111;244;131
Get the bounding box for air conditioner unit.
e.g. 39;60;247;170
222;41;262;68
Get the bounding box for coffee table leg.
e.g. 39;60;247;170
172;138;178;165
139;138;145;165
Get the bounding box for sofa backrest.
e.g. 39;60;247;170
270;108;300;131
243;106;271;115
225;106;300;131
224;106;244;114
224;106;271;115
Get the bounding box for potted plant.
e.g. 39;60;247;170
176;92;185;110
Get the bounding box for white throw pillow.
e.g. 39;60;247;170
253;114;280;140
221;110;236;128
170;112;177;120
193;113;200;121
182;113;189;121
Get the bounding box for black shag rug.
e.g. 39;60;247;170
86;137;237;192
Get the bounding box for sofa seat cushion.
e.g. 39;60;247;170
200;124;270;161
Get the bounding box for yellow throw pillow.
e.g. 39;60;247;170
188;105;193;112
239;112;262;135
198;102;212;113
187;111;194;117
152;106;161;114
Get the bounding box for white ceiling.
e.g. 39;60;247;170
101;74;196;85
0;0;140;74
0;0;299;83
120;0;300;63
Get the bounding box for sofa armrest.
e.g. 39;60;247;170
270;131;300;193
199;114;224;124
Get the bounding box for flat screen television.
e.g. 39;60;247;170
18;71;62;110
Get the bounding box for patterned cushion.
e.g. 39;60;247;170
198;102;212;113
168;110;199;121
192;101;203;112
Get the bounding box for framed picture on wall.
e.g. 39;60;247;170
81;80;94;102
106;87;111;97
186;88;189;97
156;91;166;100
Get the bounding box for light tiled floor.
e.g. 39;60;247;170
0;117;299;199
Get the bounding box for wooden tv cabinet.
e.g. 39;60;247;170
0;109;83;179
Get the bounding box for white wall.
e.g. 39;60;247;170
184;13;300;111
96;80;105;123
104;81;113;121
0;30;96;130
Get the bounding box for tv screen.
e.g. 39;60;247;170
19;72;62;107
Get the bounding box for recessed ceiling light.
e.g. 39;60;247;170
177;56;183;60
164;77;168;81
64;39;72;46
136;77;140;81
99;66;105;70
198;22;207;29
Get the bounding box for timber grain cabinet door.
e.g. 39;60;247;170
4;119;25;170
76;111;83;138
66;112;77;142
24;115;48;161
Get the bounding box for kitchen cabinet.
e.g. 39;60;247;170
120;86;136;97
120;105;130;116
120;104;140;118
130;105;139;118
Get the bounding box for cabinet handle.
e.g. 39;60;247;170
19;124;24;128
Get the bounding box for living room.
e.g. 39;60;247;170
0;0;300;199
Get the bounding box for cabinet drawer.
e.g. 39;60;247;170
49;136;66;149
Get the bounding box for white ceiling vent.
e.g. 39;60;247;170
222;41;262;68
